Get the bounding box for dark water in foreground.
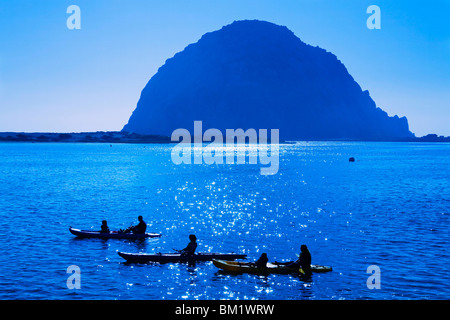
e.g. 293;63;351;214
0;142;448;300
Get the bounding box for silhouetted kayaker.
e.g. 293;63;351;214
123;216;147;234
241;253;269;268
277;244;312;276
132;216;147;234
301;245;312;276
255;253;269;268
100;220;110;233
180;234;197;256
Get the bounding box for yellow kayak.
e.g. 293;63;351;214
213;259;332;274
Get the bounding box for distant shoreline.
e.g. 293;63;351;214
0;131;449;143
0;131;173;144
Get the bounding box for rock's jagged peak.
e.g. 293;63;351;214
202;19;298;42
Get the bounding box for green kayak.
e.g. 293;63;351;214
213;259;332;274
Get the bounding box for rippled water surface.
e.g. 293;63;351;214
0;142;448;300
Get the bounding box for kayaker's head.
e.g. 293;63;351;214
300;244;308;252
102;220;107;225
189;234;197;242
138;215;143;221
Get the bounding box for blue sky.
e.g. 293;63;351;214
0;0;449;136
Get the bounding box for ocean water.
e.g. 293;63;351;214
0;142;448;300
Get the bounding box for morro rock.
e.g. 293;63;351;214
123;20;414;140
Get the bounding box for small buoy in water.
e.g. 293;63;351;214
349;157;355;162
